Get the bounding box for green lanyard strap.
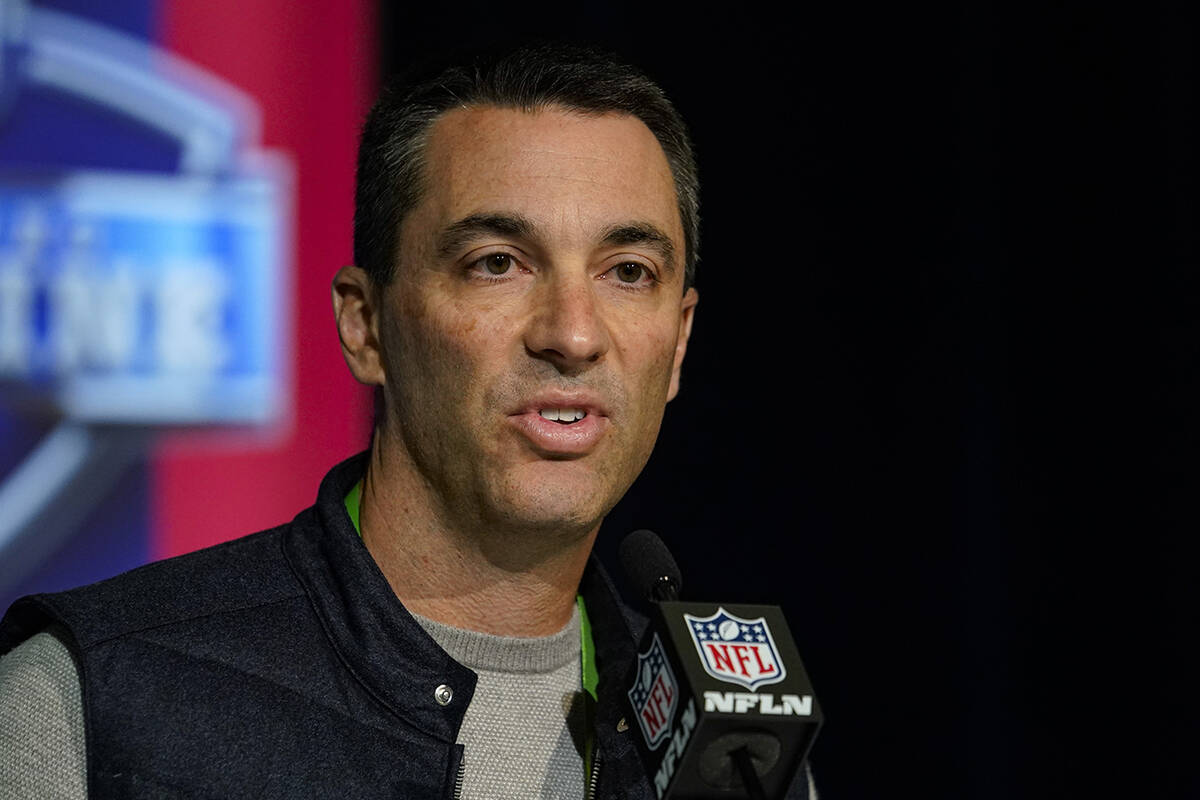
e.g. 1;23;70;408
345;479;363;535
576;595;599;702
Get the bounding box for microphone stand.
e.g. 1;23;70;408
730;746;768;800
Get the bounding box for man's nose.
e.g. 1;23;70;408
524;273;611;372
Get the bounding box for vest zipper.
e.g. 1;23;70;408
453;758;465;800
585;750;601;800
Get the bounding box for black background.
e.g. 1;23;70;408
379;3;1197;797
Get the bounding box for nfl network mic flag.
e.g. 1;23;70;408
627;602;822;799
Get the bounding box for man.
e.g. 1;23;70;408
0;45;813;798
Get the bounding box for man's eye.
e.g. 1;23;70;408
482;253;513;275
614;262;648;283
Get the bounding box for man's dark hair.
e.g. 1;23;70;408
353;44;700;290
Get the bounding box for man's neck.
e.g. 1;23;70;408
358;444;598;638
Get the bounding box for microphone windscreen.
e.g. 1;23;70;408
619;529;683;602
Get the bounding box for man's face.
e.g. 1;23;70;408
374;105;697;536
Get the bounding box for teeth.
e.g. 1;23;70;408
539;408;586;423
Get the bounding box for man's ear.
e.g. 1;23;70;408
667;287;698;402
332;265;386;387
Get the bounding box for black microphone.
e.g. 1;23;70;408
620;530;822;800
620;528;682;602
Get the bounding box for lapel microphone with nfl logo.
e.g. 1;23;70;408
619;530;823;800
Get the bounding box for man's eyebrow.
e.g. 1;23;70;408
600;223;678;273
435;213;536;258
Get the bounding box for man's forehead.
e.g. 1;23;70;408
411;104;683;250
426;102;667;161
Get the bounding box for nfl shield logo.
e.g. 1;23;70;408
627;633;679;749
684;608;787;691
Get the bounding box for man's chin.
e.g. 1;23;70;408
491;494;605;537
483;471;616;539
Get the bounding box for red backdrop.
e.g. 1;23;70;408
153;0;376;558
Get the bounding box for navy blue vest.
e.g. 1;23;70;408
0;454;653;799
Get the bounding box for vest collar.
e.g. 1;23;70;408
283;452;478;744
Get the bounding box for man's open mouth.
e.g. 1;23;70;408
509;402;606;454
538;408;588;425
